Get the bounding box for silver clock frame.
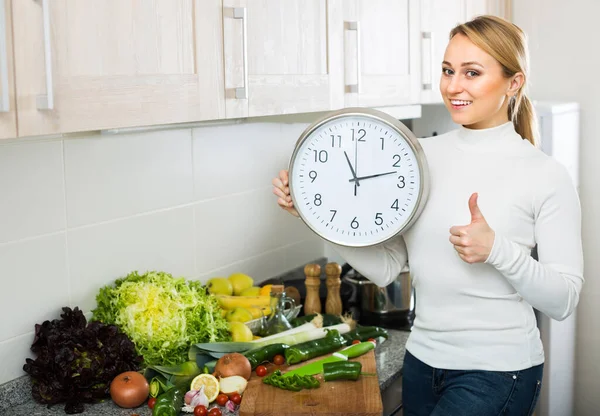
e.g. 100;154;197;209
288;107;430;248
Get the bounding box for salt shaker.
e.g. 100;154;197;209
325;262;342;315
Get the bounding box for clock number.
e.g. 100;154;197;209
375;213;383;225
350;217;359;229
314;194;322;206
329;210;337;222
391;199;399;211
392;154;401;167
330;135;342;148
309;170;318;183
397;176;406;189
313;150;328;163
351;128;366;142
380;137;385;150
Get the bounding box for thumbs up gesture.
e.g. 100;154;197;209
449;193;496;264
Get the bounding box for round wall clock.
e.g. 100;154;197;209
288;107;430;247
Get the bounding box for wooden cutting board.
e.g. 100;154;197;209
239;349;383;416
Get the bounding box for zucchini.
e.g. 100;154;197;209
284;329;346;365
342;325;389;345
244;343;289;369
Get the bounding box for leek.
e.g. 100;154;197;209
188;323;352;360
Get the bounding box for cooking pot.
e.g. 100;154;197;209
342;263;415;316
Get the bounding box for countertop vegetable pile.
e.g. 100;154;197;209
92;270;231;367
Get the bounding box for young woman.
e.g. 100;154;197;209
272;15;583;416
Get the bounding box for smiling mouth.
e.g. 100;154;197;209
450;99;473;107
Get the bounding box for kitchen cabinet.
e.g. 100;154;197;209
0;0;17;139
222;0;338;119
341;0;421;108
419;0;511;104
12;0;225;137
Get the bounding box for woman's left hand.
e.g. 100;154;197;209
449;193;496;264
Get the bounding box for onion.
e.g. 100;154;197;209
109;371;149;408
213;353;252;380
219;375;248;396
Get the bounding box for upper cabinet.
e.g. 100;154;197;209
4;0;510;138
222;0;336;119
12;0;225;137
419;0;511;104
341;0;421;108
0;0;17;139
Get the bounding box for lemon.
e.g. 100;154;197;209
229;321;253;342
190;374;220;403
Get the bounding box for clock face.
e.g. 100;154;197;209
289;108;429;247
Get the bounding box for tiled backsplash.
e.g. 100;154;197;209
0;119;324;385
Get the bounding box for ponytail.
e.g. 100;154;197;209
509;92;539;147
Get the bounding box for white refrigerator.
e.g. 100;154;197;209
411;101;581;416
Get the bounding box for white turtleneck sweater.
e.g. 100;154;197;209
331;122;584;371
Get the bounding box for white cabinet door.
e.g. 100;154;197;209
0;0;16;139
342;0;420;108
420;0;464;104
223;0;337;119
13;0;225;137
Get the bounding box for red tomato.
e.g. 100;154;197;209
215;393;229;407
273;354;285;365
230;392;242;405
256;365;268;377
194;405;208;416
147;397;157;409
368;338;377;344
352;339;361;345
208;408;222;416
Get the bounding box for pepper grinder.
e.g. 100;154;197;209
303;264;322;315
325;262;342;315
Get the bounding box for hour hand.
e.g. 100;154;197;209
349;170;397;182
343;151;360;186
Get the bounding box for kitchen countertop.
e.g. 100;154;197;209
4;329;409;416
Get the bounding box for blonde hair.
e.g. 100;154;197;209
450;15;539;147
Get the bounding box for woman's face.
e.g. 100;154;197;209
440;34;518;130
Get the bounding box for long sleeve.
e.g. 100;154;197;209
485;162;584;321
328;236;409;287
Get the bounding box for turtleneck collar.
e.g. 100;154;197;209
455;121;526;153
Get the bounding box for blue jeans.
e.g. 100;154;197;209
402;350;544;416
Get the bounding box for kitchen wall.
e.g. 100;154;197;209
0;118;324;385
511;2;600;415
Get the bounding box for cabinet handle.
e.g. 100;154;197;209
233;7;248;100
421;32;434;91
346;21;361;94
0;0;9;112
36;0;54;110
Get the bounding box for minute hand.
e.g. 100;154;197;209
349;170;397;182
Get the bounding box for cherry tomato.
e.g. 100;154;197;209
352;339;361;345
273;354;285;365
230;392;242;405
215;393;229;407
256;365;268;377
193;405;208;416
147;397;157;409
368;338;377;344
208;408;222;416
